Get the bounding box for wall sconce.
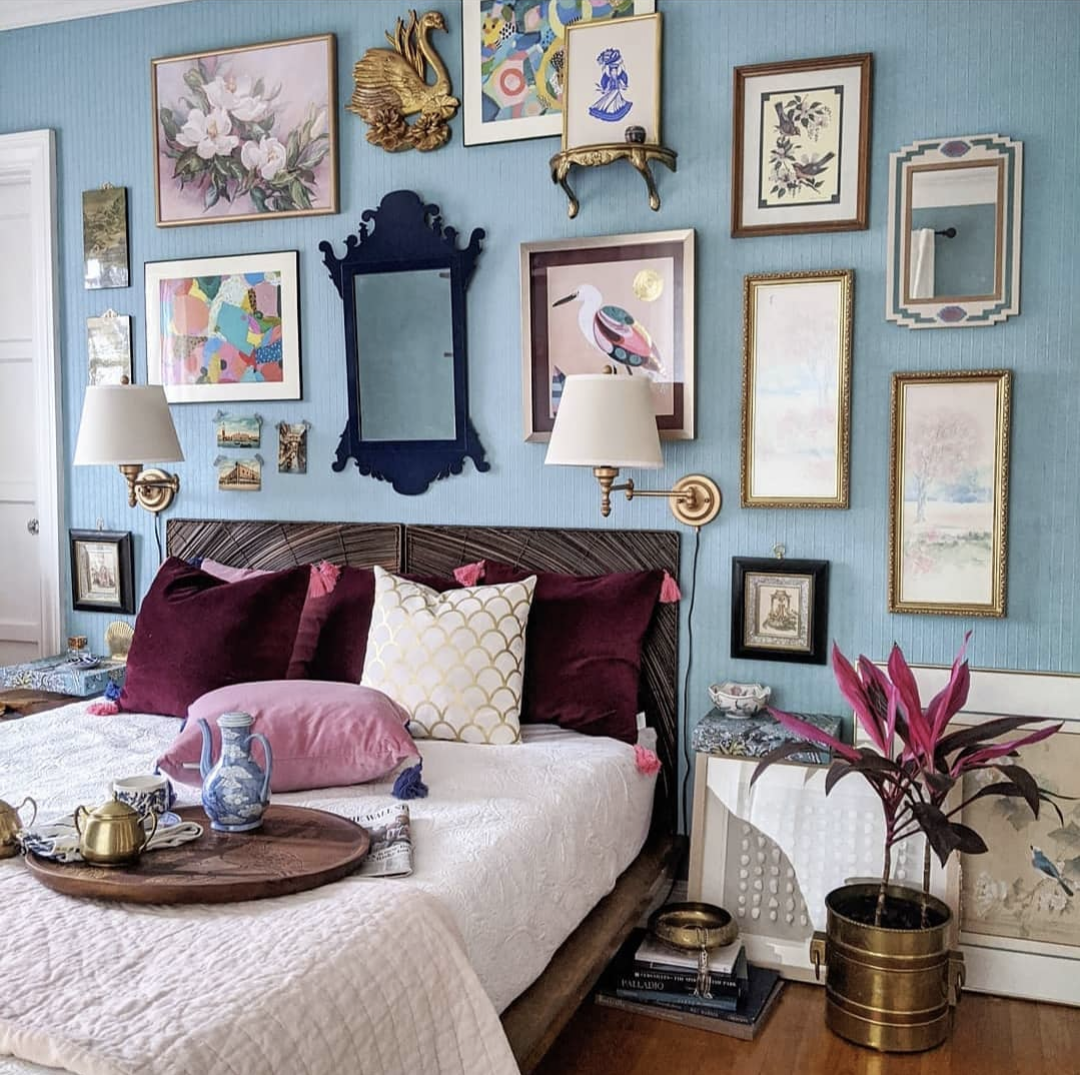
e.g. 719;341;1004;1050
545;374;721;528
73;385;184;514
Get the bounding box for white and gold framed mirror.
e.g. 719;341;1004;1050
886;135;1022;328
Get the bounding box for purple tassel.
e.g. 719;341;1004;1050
393;762;428;800
104;681;122;702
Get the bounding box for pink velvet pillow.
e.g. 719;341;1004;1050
158;680;419;793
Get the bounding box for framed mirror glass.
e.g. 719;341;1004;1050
886;135;1022;328
320;191;490;494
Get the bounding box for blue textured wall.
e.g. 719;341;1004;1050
2;1;1078;755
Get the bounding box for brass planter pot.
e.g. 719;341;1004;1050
809;883;964;1053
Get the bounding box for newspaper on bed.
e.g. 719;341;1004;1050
352;802;413;878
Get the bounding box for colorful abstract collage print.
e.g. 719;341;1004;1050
160;271;283;386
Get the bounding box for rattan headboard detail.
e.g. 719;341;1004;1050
166;519;680;831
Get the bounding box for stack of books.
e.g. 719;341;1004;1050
595;929;783;1040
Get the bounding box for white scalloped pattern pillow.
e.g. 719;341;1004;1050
361;566;537;744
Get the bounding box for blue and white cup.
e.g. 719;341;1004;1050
112;774;172;821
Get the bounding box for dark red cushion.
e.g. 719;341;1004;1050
301;567;461;683
482;561;663;742
119;558;311;718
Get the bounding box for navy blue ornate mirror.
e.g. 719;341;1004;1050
320;190;490;494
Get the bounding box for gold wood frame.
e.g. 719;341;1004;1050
151;33;338;228
888;369;1012;617
740;270;854;508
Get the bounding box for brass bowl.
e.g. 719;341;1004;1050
649;901;738;952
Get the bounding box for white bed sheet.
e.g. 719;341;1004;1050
0;702;654;1075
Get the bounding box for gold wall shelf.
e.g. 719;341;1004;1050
549;143;677;219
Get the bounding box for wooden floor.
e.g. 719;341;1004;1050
535;983;1079;1074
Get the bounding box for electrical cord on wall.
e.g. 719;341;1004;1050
153;511;164;564
680;525;702;833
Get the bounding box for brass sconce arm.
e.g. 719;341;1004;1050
117;464;180;514
592;466;721;528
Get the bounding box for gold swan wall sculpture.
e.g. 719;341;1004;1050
347;10;459;152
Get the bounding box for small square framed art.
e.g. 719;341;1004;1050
69;530;135;614
731;557;829;664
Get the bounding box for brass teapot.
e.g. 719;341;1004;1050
0;796;36;858
74;798;157;866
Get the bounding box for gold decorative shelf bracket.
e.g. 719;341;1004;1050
549;143;677;219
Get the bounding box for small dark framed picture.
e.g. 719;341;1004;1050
70;530;135;614
731;557;829;664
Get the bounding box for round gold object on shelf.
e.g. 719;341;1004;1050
649;901;738;952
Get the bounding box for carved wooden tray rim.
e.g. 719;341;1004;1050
25;805;371;905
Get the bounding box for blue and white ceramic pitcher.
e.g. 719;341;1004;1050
197;712;273;833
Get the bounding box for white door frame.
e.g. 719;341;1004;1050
0;130;63;656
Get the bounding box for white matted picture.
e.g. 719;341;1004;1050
888;369;1011;616
563;13;661;150
741;270;853;508
145;250;301;404
732;53;872;237
87;313;132;385
731;557;829;664
461;0;655;146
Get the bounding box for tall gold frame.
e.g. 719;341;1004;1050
151;33;338;228
888;369;1012;617
740;269;854;508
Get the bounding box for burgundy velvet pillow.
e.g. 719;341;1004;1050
301;567;462;683
119;558;311;718
482;561;663;742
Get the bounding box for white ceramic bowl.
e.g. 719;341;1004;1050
708;681;772;716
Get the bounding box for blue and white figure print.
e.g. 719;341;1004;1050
589;47;632;123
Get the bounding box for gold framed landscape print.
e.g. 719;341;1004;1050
888;369;1012;616
732;52;872;238
741;270;853;508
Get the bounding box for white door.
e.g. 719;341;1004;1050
0;131;62;666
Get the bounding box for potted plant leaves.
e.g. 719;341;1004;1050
752;635;1064;1053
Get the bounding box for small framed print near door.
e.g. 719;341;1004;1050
69;530;134;614
731;557;829;664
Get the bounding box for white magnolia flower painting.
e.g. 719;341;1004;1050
152;35;337;226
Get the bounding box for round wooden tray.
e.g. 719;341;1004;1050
25;805;370;904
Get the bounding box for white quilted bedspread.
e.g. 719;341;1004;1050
0;704;654;1075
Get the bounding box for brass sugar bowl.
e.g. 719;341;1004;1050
0;796;37;858
74;798;157;866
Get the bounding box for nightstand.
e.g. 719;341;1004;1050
0;688;81;719
0;655;126;718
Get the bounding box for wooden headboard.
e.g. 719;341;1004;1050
166;519;681;830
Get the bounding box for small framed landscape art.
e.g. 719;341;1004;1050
69;530;134;614
82;186;129;289
563;12;661;151
741;270;853;508
151;34;337;226
520;229;694;441
145;251;301;404
461;0;655;146
215;412;261;449
731;557;829;664
888;369;1011;616
87;312;132;385
732;53;872;237
215;455;262;492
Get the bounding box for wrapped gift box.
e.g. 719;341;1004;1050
692;709;843;766
0;655;126;697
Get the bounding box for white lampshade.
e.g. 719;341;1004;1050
545;374;662;469
74;385;184;466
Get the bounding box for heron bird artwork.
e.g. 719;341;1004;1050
552;284;666;378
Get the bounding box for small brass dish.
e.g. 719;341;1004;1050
648;901;739;1000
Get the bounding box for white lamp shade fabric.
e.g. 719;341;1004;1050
545;374;662;469
74;385;184;466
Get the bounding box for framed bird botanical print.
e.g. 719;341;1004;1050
519;229;694;441
731;53;872;238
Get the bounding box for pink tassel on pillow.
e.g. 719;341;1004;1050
454;560;486;586
634;744;662;775
311;560;341;596
659;571;681;603
87;701;120;716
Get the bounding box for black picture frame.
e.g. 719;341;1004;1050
731;557;829;664
69;530;135;614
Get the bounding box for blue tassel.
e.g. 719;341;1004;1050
393;762;428;800
104;681;122;702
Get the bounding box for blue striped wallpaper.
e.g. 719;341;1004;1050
1;1;1077;782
